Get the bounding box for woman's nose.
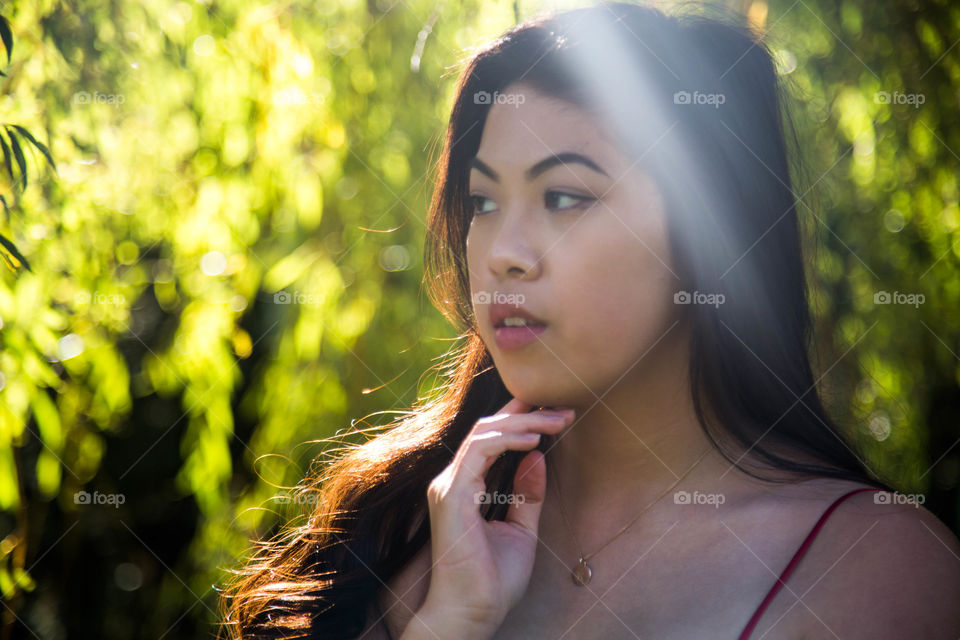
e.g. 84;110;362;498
487;222;542;280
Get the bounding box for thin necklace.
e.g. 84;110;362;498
547;445;713;587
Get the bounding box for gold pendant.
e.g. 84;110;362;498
571;557;592;586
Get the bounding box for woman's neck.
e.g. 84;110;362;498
538;336;748;531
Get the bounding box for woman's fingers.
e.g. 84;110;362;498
459;412;572;480
463;402;576;484
505;448;547;537
495;396;534;417
474;429;542;478
428;410;574;546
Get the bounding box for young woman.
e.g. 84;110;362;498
222;3;960;639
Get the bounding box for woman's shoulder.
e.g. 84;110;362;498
773;480;960;638
787;480;960;556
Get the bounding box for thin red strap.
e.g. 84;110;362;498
737;487;884;640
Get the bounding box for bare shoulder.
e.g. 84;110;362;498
362;541;433;639
793;485;960;639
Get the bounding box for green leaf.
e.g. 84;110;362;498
0;446;18;511
0;16;11;66
6;126;26;189
12;568;35;592
0;567;12;598
35;450;61;498
10;125;55;171
0;131;13;187
0;232;31;272
31;388;63;451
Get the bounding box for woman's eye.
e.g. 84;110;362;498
469;191;595;216
469;194;498;216
545;191;595;211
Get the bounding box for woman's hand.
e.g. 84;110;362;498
416;398;575;639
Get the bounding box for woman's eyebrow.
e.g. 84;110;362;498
470;152;609;182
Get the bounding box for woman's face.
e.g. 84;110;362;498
465;82;682;408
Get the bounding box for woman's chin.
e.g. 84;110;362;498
500;382;568;410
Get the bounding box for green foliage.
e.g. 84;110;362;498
772;0;960;492
0;0;501;635
0;14;57;273
0;0;956;637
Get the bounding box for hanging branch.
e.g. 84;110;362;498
0;14;58;274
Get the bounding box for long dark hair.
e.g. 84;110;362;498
220;3;896;638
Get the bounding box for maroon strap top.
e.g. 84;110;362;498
737;487;883;639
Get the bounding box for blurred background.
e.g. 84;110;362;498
0;0;957;637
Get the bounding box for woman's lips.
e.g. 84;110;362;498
494;324;547;350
